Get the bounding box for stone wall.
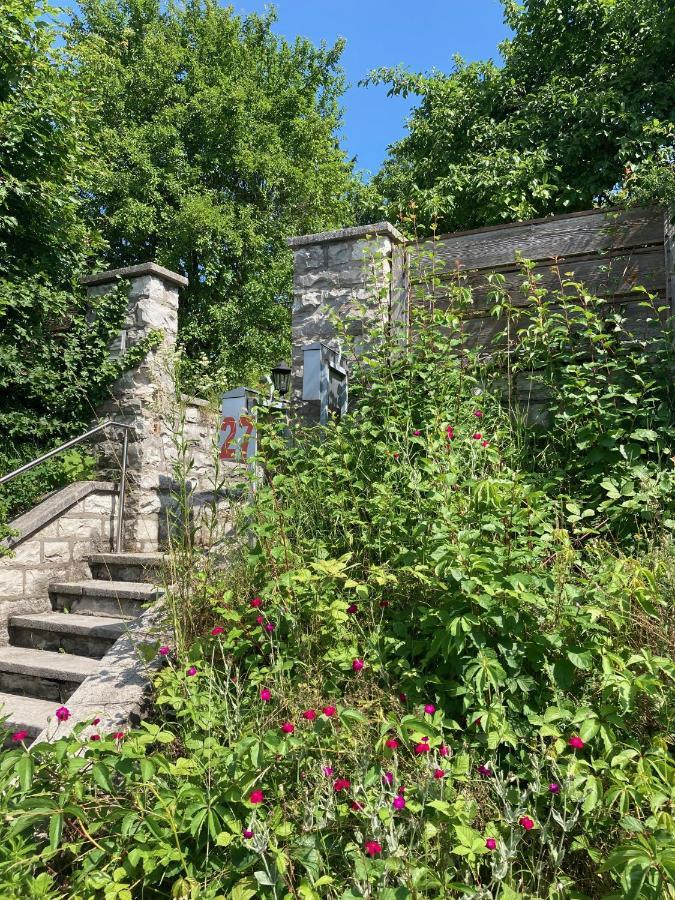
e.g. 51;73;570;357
287;222;407;407
0;482;117;643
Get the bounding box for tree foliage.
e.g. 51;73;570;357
369;0;675;233
69;0;363;391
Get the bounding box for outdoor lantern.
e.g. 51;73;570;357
271;360;291;396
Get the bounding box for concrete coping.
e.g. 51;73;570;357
3;481;117;549
80;262;188;289
179;394;212;409
287;221;405;249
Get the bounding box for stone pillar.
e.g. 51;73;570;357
287;222;408;407
81;263;188;552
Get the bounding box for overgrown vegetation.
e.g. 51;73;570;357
0;261;673;898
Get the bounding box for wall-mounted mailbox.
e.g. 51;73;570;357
301;342;348;425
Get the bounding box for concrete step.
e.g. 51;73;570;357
89;552;165;584
49;580;161;618
0;647;98;703
0;691;55;743
9;612;130;659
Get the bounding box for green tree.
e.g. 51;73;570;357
69;0;362;391
0;0;127;517
369;0;675;234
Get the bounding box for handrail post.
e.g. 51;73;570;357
116;428;129;554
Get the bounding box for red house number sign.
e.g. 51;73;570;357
219;414;255;461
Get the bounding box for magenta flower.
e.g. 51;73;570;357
519;816;535;831
243;829;254;839
260;688;272;702
256;615;264;625
187;666;197;676
250;597;262;608
415;742;431;754
322;705;337;717
112;731;126;740
433;768;445;779
91;717;101;726
211;626;225;636
352;658;364;672
382;771;393;785
568;736;585;749
486;837;496;850
413;429;422;436
158;646;170;657
549;783;560;794
446;425;455;441
323;766;334;777
385;738;399;750
265;622;276;633
379;600;390;608
473;432;482;440
55;706;70;722
393;795;406;810
350;801;364;811
333;778;351;792
281;722;295;734
90;734;100;742
481;440;490;448
346;603;358;614
11;730;28;742
302;709;316;721
249;790;264;804
364;840;382;857
439;745;449;757
398;692;407;703
424;703;435;715
473;410;484;419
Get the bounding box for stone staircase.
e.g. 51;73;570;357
0;552;164;741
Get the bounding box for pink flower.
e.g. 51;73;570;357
413;429;422;436
281;722;295;734
302;709;316;721
481;440;490;448
346;603;358;614
323;766;334;777
473;432;482;440
260;688;272;702
350;801;364;811
433;768;445;779
424;703;435;715
385;739;399;750
211;626;225;636
549;783;560;794
322;705;337;717
477;765;493;777
55;706;70;722
486;837;496;850
352;658;364;672
249;790;264;804
243;829;254;839
250;597;262;608
256;615;264;625
382;771;393;785
333;778;351;792
473;410;484;419
446;425;455;441
393;795;406;810
158;646;170;656
519;816;535;831
11;730;28;742
91;717;101;726
364;840;382;857
265;622;275;633
90;734;100;742
568;736;585;749
415;742;431;754
439;745;449;757
112;731;126;740
187;666;197;676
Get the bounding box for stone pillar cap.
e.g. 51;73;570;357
287;221;405;249
80;261;188;289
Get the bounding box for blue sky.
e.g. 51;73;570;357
231;1;511;178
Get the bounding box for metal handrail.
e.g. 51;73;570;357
0;420;134;553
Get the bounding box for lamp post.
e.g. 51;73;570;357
271;360;291;398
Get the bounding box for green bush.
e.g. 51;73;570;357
0;274;673;898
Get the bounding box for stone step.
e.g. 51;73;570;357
0;647;98;703
89;552;165;584
0;691;55;743
49;580;161;618
9;612;130;659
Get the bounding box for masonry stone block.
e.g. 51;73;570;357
0;569;24;596
12;542;41;564
42;542;72;563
